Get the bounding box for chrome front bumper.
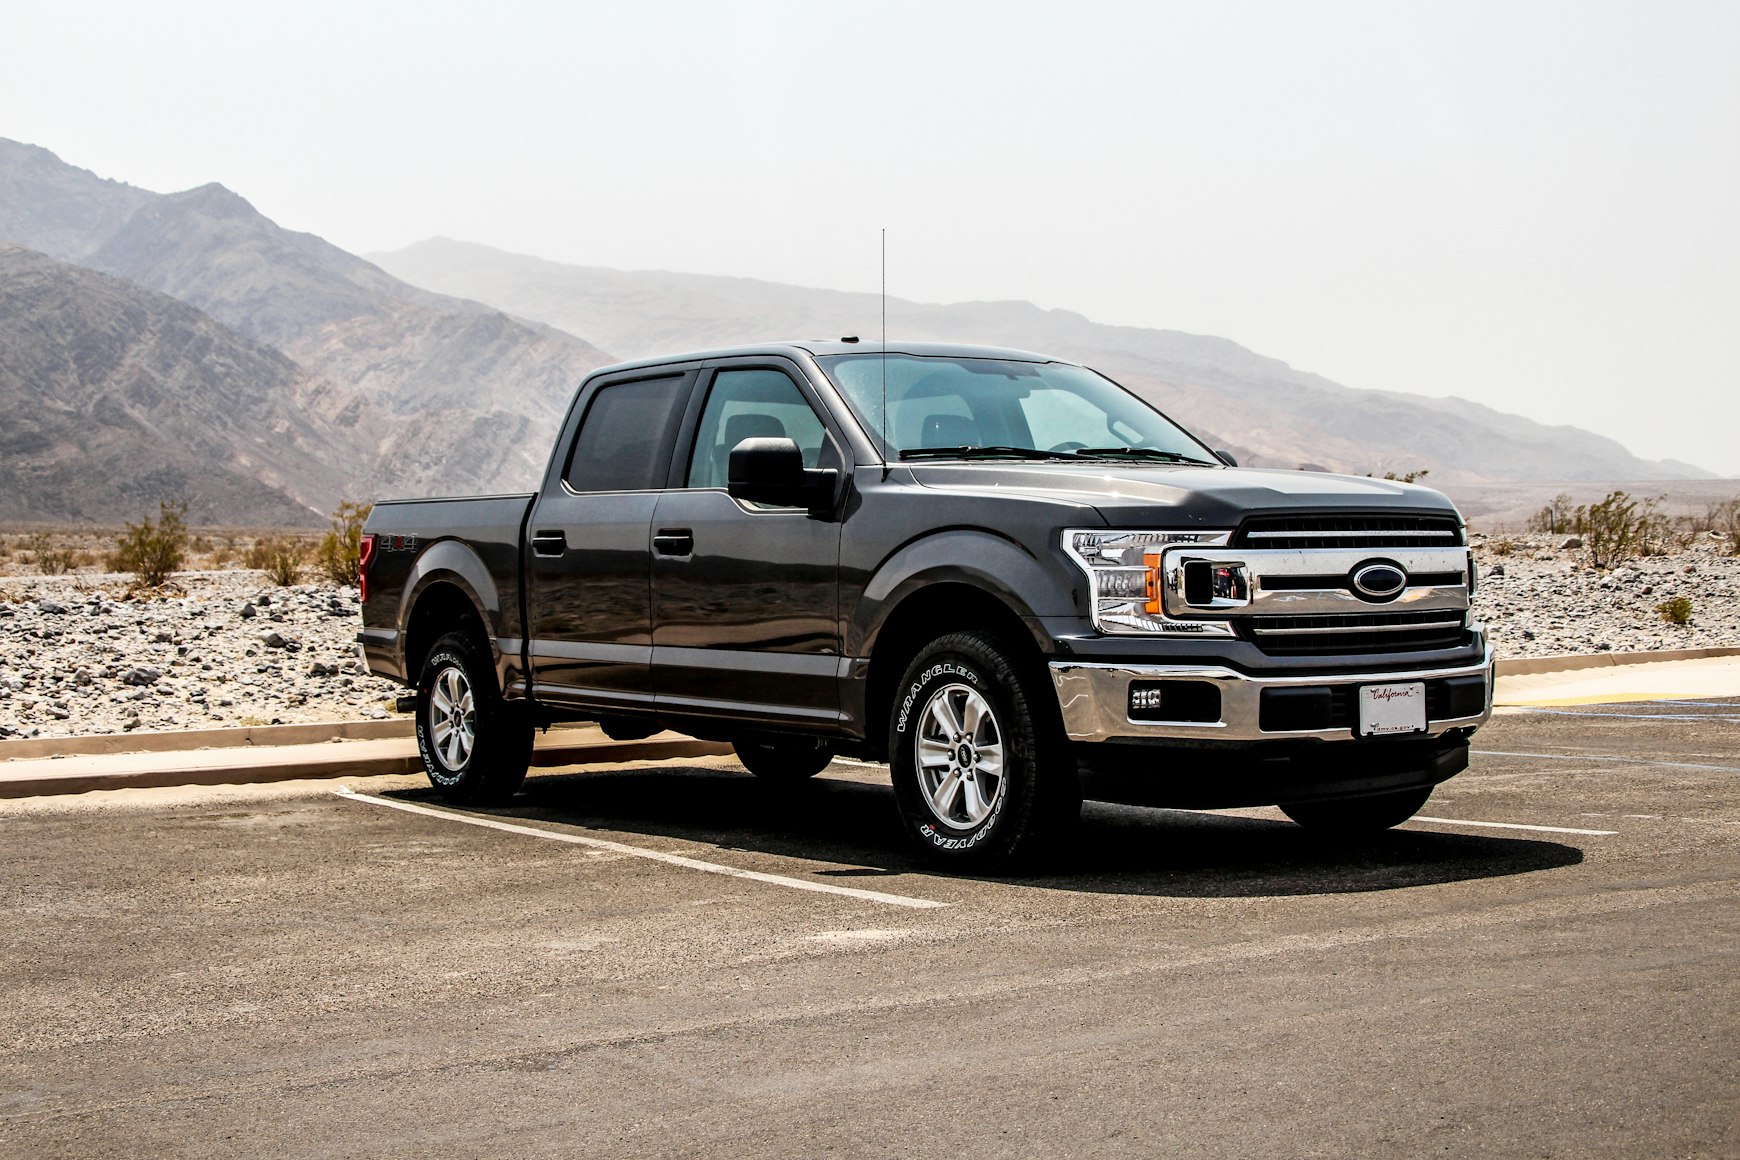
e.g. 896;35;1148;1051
1048;648;1494;744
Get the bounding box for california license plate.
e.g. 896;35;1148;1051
1358;682;1427;736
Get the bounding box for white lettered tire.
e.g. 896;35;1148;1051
415;631;533;804
889;630;1079;871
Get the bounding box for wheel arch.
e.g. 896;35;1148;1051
395;537;514;684
861;581;1046;762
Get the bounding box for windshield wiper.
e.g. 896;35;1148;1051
899;445;1080;461
1072;447;1218;466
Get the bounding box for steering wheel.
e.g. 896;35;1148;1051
1048;441;1087;453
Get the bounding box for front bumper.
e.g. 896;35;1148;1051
1049;647;1493;744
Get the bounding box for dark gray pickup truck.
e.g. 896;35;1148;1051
359;341;1491;869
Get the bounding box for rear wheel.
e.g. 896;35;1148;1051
889;630;1079;872
415;631;533;804
734;736;835;781
1279;787;1432;834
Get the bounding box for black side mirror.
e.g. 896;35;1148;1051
728;437;837;513
1214;449;1239;467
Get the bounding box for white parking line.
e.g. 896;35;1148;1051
1407;815;1619;837
1518;708;1740;721
1474;749;1740;773
333;788;947;910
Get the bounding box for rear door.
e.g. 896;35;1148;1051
649;360;846;728
524;370;693;711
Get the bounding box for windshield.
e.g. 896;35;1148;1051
816;354;1216;464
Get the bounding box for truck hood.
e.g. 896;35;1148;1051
904;463;1461;528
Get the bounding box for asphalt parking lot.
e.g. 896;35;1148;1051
3;701;1736;1158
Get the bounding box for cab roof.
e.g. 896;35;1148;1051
591;340;1059;378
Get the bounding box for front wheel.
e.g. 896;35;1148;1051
1279;787;1432;834
415;631;533;804
889;630;1079;872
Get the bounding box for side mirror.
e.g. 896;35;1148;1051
728;437;836;512
1214;449;1239;467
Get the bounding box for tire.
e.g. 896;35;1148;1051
889;630;1079;872
734;736;835;781
1279;787;1432;834
415;631;533;804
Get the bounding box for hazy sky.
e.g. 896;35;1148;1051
8;0;1738;473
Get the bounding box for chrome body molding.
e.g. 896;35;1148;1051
1048;647;1494;744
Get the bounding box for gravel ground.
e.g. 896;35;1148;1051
1472;533;1740;657
0;572;400;740
2;543;1737;741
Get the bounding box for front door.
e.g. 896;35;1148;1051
650;364;844;727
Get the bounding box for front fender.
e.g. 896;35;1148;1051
850;528;1083;657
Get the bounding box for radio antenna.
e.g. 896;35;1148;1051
880;227;889;480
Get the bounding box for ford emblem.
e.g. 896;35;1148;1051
1351;562;1408;601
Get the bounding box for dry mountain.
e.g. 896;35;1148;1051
0;244;373;523
374;237;1710;484
0;141;613;509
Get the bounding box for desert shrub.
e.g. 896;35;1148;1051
1711;498;1740;556
249;538;305;586
1382;469;1430;483
111;501;188;589
1656;596;1693;626
25;532;77;575
1579;491;1654;569
208;534;240;568
1489;538;1518;557
1526;493;1577;535
315;500;373;586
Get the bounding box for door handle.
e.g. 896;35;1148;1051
531;530;567;557
652;528;694;557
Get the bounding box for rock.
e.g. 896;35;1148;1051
120;667;161;686
37;598;68;614
1560;537;1583;550
1488;564;1505;578
239;603;257;619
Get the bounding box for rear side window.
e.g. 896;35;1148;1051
686;369;827;490
564;375;687;493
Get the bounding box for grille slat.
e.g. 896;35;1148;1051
1242;609;1470;656
1235;514;1464;551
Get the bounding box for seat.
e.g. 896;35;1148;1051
919;413;976;448
724;412;788;448
692;412;791;489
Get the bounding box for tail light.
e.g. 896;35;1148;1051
358;533;377;603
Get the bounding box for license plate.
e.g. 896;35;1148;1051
1358;682;1427;736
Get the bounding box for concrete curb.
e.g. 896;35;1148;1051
0;726;732;799
0;718;412;761
1493;646;1740;677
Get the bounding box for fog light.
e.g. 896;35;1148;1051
1129;680;1221;723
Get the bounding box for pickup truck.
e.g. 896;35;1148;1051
359;341;1491;870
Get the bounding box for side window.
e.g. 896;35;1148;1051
564;375;687;493
686;369;827;490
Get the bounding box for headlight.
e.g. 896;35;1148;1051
1063;529;1238;635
